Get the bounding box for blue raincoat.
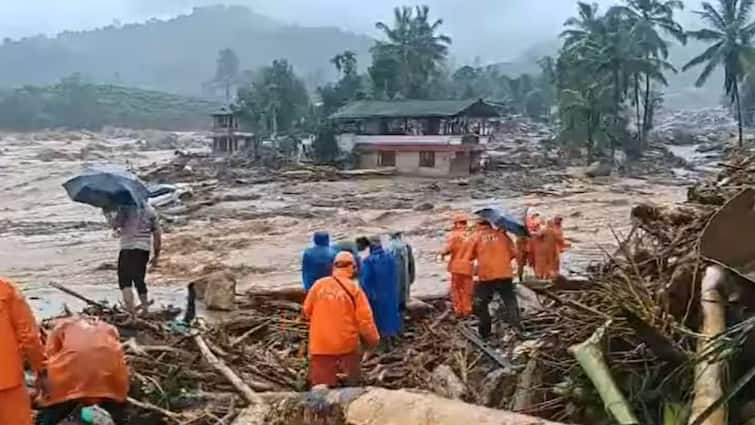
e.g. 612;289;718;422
360;244;401;337
301;232;337;291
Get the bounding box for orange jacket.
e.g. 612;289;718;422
443;226;473;275
303;254;380;356
0;278;45;391
532;225;560;279
465;224;518;281
41;317;129;406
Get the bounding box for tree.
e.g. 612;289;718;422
235;59;310;135
331;51;358;78
613;0;685;146
683;0;755;146
319;52;366;117
214;48;241;103
312;123;340;164
373;5;451;98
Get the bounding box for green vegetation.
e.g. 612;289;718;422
0;5;372;96
0;74;221;131
683;0;755;146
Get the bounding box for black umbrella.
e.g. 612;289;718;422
475;207;529;237
63;166;149;210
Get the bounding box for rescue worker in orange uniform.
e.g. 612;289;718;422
303;252;380;387
0;277;46;425
521;210;544;279
441;213;474;317
465;220;520;338
37;316;129;425
552;216;571;274
532;220;561;279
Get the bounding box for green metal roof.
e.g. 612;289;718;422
329;99;499;120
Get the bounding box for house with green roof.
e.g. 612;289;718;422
329;99;499;177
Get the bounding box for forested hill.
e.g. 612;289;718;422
0;5;373;96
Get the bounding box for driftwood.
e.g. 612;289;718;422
570;321;639;425
49;281;109;309
689;266;727;425
194;334;263;406
232;387;569;425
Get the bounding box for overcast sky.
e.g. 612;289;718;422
0;0;703;59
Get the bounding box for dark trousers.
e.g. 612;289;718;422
118;249;149;295
474;279;520;338
36;400;127;425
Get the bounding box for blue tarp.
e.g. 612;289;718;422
63;166;149;210
475;207;528;236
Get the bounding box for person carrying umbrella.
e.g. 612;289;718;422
106;203;161;314
64;167;161;314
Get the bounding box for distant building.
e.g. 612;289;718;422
211;107;253;154
330;99;498;177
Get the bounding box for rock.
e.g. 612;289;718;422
413;202;435;211
191;270;237;311
429;365;466;400
478;368;517;407
585;161;612;178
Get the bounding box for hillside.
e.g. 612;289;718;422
0;82;222;131
0;5;373;96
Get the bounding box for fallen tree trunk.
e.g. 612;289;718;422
689;265;728;425
232;387;569;425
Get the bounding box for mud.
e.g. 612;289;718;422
0;130;697;318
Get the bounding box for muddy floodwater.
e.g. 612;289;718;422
0;132;688;317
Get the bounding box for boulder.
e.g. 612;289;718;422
414;202;435;211
191;270;237;311
585;161;612;178
429;365;466;400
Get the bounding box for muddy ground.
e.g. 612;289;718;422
0;129;698;317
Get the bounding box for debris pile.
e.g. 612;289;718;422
52;151;755;425
652;107;737;145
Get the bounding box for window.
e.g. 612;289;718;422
419;151;435;168
378;151;396;167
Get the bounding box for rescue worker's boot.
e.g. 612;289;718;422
121;289;135;314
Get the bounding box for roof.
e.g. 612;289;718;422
211;106;234;116
330;99;500;120
355;143;484;153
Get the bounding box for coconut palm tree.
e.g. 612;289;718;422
561;2;605;49
683;0;755;146
374;5;451;98
613;0;686;146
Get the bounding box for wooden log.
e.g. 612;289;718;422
689;265;727;425
194;334;263;406
232;387;569;425
49;282;109;310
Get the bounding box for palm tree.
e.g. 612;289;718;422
614;0;686;146
561;2;605;49
375;5;451;98
331;50;358;77
683;0;755;146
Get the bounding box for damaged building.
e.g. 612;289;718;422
330;99;499;177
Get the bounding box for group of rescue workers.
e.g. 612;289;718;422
0;205;568;424
300;209;569;387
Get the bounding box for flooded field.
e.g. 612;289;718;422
0;131;690;317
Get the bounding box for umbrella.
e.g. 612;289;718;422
474;207;529;237
63;166;149;210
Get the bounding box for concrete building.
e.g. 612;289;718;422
330;99;498;177
211;107;254;154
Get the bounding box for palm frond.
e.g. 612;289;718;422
682;40;724;72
